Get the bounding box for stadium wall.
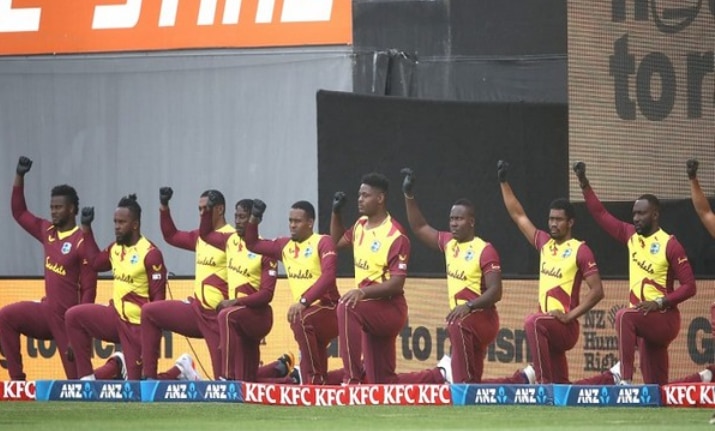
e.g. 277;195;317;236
0;48;353;276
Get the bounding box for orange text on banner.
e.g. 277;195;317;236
0;0;352;55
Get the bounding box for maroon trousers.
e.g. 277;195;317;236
616;307;680;384
338;295;408;384
141;298;222;379
290;303;339;385
65;304;142;380
448;307;499;383
0;300;76;380
218;305;282;382
524;312;580;384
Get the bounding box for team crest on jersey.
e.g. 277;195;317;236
247;252;257;259
130;254;139;265
61;242;72;255
562;248;572;258
304;246;313;258
465;249;475;261
650;243;660;255
371;240;381;252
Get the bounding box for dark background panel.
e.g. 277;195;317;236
317;90;568;277
317;90;715;278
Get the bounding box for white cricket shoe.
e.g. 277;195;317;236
522;364;536;384
175;353;201;381
437;355;453;384
112;351;128;380
609;361;622;385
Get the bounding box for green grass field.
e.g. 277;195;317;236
0;403;710;430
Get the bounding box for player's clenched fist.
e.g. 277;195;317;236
332;191;346;213
16;156;33;176
686;159;699;179
572;161;590;189
252;199;267;220
159;187;173;206
81;207;94;226
572;161;587;181
497;160;509;183
401;168;415;197
206;190;221;209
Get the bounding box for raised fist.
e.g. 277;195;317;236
497;160;509;183
206;190;221;209
252;199;266;220
686;159;699;179
81;207;94;226
400;168;415;197
159;187;173;206
16;156;33;176
572;161;587;181
332;191;346;213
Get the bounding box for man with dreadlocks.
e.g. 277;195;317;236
66;194;167;380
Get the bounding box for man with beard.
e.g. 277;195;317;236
142;189;294;381
574;162;696;385
1;156;97;380
401;168;516;384
331;172;444;384
244;200;342;385
498;161;605;384
199;196;296;383
66;194;166;380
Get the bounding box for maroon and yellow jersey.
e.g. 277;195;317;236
626;229;695;307
11;185;97;312
343;215;410;289
534;230;598;313
437;232;501;310
244;223;340;305
160;209;233;310
582;187;696;308
84;233;167;324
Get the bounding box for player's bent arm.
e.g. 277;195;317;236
499;182;538;247
198;209;229;249
300;237;337;303
404;195;440;250
664;239;696;307
361;275;406;299
237;257;277;308
689;178;715;238
81;227;112;272
566;272;604;323
144;248;167;302
159;208;195;250
243;222;283;260
330;212;349;249
78;243;98;304
467;270;502;310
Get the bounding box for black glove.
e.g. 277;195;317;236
159;187;173;206
332;191;346;213
81;207;94;226
401;168;415;197
252;199;266;220
206;190;221;209
497;160;509;183
572;161;590;189
16;156;33;176
687;159;699;179
572;161;587;180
